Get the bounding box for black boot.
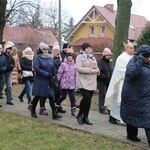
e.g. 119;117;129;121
109;116;118;124
52;111;62;119
76;113;84;124
31;111;37;118
83;117;93;125
56;105;66;113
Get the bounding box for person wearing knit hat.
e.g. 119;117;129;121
2;43;15;105
18;47;34;104
81;42;92;51
52;42;60;51
56;46;77;116
39;42;49;51
30;42;62;119
102;47;113;56
97;47;113;115
61;43;70;62
76;42;99;125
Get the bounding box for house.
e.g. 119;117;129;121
3;25;57;57
66;4;148;54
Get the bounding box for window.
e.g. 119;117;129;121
100;26;105;37
90;27;94;37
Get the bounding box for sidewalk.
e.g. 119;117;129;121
0;96;149;150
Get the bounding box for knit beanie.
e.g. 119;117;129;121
22;47;33;55
81;43;92;51
102;47;113;56
52;42;60;51
39;42;49;50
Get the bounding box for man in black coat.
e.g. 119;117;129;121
97;47;113;114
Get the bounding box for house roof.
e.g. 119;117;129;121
3;25;57;46
66;4;148;41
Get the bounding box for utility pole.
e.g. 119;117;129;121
58;0;61;49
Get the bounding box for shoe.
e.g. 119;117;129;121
83;117;93;125
71;107;76;116
127;136;141;142
56;105;66;113
27;103;32;110
39;107;48;116
31;112;37;118
52;111;62;119
18;96;24;102
76;114;84;124
6;102;14;105
109;116;118;124
0;96;3;99
100;110;109;114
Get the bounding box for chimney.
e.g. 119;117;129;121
104;4;114;12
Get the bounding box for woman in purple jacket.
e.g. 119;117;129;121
56;48;77;116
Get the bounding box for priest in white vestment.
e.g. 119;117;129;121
104;41;134;124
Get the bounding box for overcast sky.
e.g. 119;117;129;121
42;0;150;23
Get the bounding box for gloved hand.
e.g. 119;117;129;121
47;74;52;79
137;53;145;61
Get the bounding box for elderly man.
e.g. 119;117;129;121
104;41;134;124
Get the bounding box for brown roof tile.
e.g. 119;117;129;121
3;25;57;46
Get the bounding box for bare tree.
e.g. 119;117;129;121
0;0;7;43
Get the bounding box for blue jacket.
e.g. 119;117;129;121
0;52;7;73
32;54;57;97
121;45;150;128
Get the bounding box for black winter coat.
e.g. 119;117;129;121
4;53;15;72
97;57;113;85
20;57;33;82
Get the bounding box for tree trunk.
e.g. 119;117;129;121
0;0;7;43
113;0;132;65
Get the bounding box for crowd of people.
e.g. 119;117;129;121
0;40;150;146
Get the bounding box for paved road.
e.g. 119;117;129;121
0;96;149;150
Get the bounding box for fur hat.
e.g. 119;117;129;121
4;44;12;52
102;47;113;56
39;42;49;50
81;43;92;51
63;43;70;49
52;42;60;51
5;41;15;47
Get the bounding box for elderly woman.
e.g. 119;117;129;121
76;43;100;125
31;42;62;120
121;45;150;145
